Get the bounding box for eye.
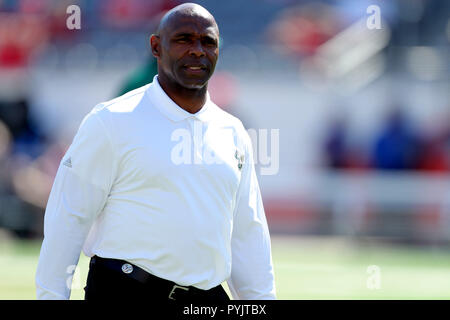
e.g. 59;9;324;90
174;37;190;44
203;38;217;47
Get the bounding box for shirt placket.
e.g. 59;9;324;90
187;117;203;165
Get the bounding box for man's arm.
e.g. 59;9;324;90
227;129;276;300
35;110;116;299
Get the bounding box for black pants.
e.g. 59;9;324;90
84;256;230;303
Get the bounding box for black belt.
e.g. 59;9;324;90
90;255;219;301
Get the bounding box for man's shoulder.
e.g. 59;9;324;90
92;84;151;116
78;84;151;137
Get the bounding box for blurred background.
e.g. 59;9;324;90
0;0;449;299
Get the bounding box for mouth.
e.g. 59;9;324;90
183;64;208;74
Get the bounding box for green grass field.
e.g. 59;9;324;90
1;234;450;300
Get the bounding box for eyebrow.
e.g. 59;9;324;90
172;32;217;40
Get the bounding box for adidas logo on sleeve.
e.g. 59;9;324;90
62;157;72;168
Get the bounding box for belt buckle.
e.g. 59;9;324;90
168;284;190;300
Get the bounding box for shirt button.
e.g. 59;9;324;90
121;263;133;274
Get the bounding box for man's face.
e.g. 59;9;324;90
154;16;219;90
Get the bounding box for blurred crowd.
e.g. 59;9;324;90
0;0;182;69
322;109;450;172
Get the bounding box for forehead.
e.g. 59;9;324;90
164;15;219;38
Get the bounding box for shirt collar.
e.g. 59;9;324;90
147;75;215;122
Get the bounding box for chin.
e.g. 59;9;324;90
186;83;207;90
180;80;208;90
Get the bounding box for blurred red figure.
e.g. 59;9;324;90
0;13;49;68
419;114;450;172
266;2;343;57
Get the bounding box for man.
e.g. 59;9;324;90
35;3;276;301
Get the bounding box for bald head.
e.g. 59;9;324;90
156;3;218;38
150;3;220;92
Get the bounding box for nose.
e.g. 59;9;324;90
188;40;206;58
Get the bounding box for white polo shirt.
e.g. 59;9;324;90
35;75;276;300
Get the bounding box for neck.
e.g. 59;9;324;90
157;75;207;114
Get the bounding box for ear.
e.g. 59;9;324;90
150;34;161;58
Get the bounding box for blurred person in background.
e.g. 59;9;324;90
322;114;369;170
0;6;51;238
0;96;53;238
0;98;51;238
371;108;423;171
0;114;45;238
117;55;158;96
0;99;47;159
0;120;14;230
322;116;351;169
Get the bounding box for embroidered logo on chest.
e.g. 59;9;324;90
235;150;244;171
